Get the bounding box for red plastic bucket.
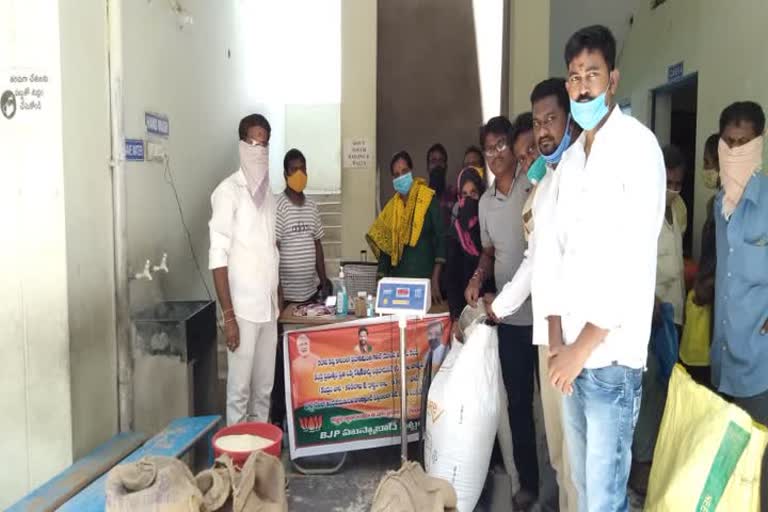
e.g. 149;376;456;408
211;422;283;467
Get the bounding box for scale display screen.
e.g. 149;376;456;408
375;278;430;315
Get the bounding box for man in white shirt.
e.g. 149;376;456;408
540;26;665;512
655;144;688;328
492;78;581;512
209;114;281;426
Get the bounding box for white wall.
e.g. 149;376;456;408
340;0;377;259
473;0;505;121
121;0;250;310
618;0;768;258
2;1;255;503
242;0;342;194
59;0;118;461
549;0;635;77
0;0;73;506
508;0;551;116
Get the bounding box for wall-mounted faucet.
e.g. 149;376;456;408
134;259;153;281
152;252;169;274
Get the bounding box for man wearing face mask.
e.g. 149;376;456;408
465;114;539;511
269;149;330;428
538;26;666;511
209;114;280;426
463;145;486;173
710;101;768;510
426;143;456;228
695;133;722;312
426;143;455;301
275;148;329;304
655;144;688;329
684;133;721;388
367;150;445;305
491;78;581;512
629;144;688;495
701;132;721;190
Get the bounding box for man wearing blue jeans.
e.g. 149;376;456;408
539;26;665;511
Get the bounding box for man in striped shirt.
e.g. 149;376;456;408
276;148;329;304
270;149;329;428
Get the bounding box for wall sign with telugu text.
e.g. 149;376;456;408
1;69;51;122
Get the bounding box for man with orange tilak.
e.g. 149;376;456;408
538;26;665;511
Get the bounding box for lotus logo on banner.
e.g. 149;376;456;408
299;415;323;432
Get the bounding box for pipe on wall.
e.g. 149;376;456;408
107;0;133;432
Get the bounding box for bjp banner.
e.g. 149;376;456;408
283;314;451;459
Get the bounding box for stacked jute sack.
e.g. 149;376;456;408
105;451;287;512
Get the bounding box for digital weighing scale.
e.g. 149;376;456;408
375;277;432;463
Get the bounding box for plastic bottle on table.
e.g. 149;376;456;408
336;267;348;317
366;294;375;317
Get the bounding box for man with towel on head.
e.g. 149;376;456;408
209;114;280;426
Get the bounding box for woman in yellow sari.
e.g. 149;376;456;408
367;151;446;303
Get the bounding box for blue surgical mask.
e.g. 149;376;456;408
527;157;547;185
570;87;610;131
393;171;414;195
541;115;573;165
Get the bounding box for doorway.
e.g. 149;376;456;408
652;74;698;257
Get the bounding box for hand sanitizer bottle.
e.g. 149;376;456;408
336;267;348;317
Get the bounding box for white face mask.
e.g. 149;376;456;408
239;140;270;207
666;189;680;205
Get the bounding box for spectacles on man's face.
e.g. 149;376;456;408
484;139;509;159
532;114;560;131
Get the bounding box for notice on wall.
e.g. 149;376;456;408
1;70;51;122
667;61;684;83
343;137;372;169
283;314;451;459
125;139;145;162
145;112;170;137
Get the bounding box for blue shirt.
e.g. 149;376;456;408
711;170;768;397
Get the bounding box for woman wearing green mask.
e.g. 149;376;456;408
366;150;446;304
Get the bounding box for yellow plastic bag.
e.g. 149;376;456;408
645;365;767;511
679;290;711;366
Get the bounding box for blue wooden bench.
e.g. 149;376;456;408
9;415;221;512
6;432;147;512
